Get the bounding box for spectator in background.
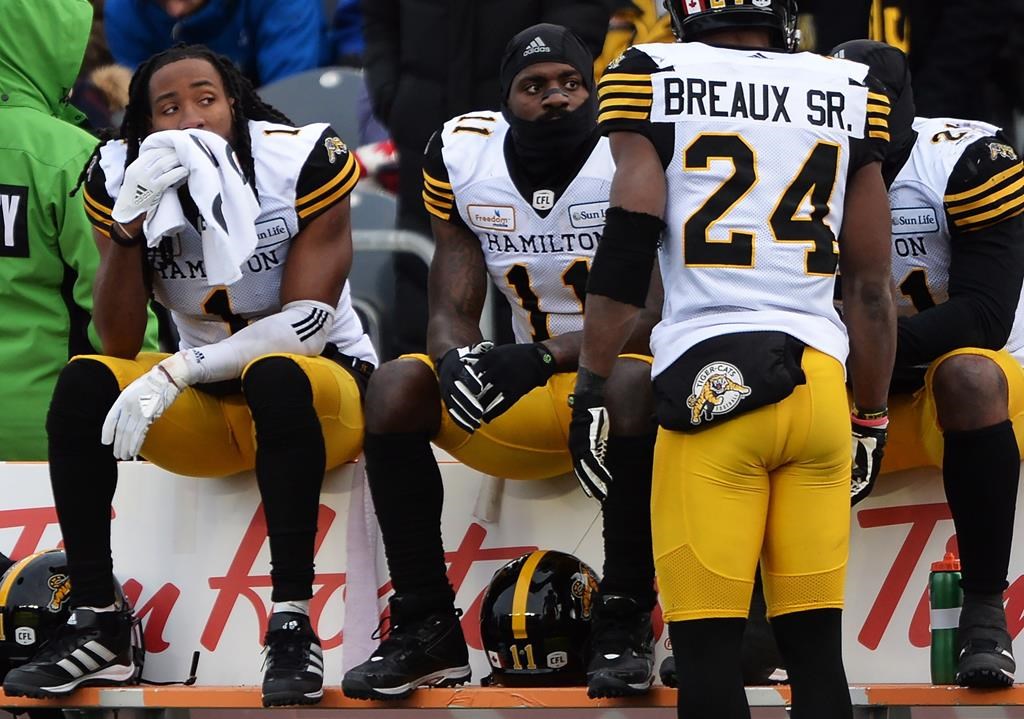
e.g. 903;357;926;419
594;0;673;78
332;0;364;67
0;0;156;460
362;0;609;356
72;0;133;133
103;0;326;87
800;0;1023;147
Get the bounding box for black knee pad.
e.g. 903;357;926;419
46;359;121;435
242;356;318;440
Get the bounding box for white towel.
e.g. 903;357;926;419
138;129;260;286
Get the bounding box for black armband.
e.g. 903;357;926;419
587;207;664;308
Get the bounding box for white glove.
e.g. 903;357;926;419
111;147;189;224
101;353;194;460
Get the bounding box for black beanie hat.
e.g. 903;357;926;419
499;23;595;102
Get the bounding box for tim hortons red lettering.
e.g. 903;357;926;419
1005;574;1024;638
857;502;951;649
0;506;67;559
203;504;344;651
122;579;180;652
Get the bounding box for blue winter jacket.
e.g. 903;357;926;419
104;0;325;86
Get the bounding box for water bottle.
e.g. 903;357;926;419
929;552;963;684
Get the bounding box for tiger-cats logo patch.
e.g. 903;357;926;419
47;573;71;612
324;136;348;164
686;362;752;425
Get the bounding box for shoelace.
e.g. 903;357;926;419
369;608;463;655
262;628;313;674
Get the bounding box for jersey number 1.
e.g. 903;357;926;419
506;260;590;341
202;288;248;335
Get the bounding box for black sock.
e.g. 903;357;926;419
669;619;749;719
47;360;120;608
364;431;454;610
244;357;325;602
943;420;1019;594
600;434;656;609
771;609;851;719
741;570;784;684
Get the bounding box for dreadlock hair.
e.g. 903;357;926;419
73;44;293;197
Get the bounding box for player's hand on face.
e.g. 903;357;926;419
437;342;493;433
111;147;189;224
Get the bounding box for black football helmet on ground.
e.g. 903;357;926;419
0;550;144;681
664;0;799;51
480;550;600;687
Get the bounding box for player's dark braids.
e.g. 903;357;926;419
72;44;293;196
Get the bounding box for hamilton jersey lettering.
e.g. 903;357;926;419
598;42;889;377
82;120;375;364
424;112;615;343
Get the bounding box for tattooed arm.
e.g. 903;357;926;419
426;215;489;363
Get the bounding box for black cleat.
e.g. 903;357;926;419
956;593;1016;688
261;611;324;706
3;608;137;698
342;597;471;700
586;595;655;698
659;655;677;688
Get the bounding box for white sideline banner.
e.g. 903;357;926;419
0;457;1021;687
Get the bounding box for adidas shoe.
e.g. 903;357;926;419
342;597;471;700
956;592;1016;688
261;611;324;706
3;608;136;698
586;595;655;698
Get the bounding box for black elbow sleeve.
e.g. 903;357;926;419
587;207;665;308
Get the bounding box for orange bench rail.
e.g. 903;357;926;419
1;685;1024;710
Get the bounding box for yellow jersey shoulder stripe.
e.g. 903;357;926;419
83;187;113;216
296;153;358;209
296;163;359;220
945;163;1024;203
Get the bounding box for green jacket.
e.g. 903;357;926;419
0;0;156;459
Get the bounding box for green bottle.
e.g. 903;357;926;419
929;552;963;684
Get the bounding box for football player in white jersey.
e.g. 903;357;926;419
342;25;663;701
2;46;376;706
569;3;897;718
834;40;1024;688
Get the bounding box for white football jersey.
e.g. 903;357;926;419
889;116;1024;363
84;120;376;365
599;43;889;377
425;112;615;344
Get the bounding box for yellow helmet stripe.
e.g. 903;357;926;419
510;550;548;640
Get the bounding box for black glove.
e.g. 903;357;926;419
568;368;612;502
437;342;492;433
851;413;888;506
475;342;558;423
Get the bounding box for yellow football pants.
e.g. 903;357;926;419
652;347;850;621
882;347;1024;473
408;353;652;481
73;352;366;477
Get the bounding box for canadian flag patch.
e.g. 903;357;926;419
683;0;706;14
